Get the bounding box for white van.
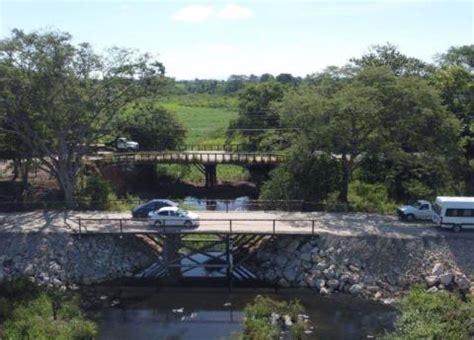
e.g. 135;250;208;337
432;196;474;232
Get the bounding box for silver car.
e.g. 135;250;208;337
149;207;200;227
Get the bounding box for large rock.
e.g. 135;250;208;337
316;261;329;271
327;279;340;290
438;272;454;286
425;275;439;287
349;284;363;295
455;276;471;290
315;279;326;290
286;240;300;253
432;263;445;276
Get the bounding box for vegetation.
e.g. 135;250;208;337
242;295;309;340
385;287;474;339
0;29;165;206
0;279;97;339
0;28;471;210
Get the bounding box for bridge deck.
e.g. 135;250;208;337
87;151;285;165
0;211;455;239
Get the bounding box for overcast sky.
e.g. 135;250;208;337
1;0;472;79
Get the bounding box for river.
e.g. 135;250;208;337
96;287;397;340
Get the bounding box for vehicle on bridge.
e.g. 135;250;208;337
132;199;178;218
396;200;433;221
148;207;200;227
115;137;139;152
432;196;474;232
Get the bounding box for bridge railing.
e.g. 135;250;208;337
76;217;323;236
96;151;286;165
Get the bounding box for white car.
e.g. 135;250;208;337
396;200;433;221
148;207;200;227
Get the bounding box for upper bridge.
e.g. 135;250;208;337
89;150;285;166
87;144;286;187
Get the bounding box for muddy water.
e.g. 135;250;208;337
97;287;397;340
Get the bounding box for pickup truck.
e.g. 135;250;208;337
116;137;139;152
396;200;433;221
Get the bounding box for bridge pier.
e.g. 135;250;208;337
204;164;217;188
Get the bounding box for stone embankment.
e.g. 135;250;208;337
254;234;473;301
0;233;157;287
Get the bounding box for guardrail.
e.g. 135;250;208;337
76;217;322;236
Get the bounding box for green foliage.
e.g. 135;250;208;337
116;102;186;151
228;81;285;151
157;164;249;184
243;295;308;340
385;287;474;340
0;279;97;340
260;147;340;202
348;180;398;213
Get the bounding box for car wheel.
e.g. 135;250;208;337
405;214;415;222
184;220;193;228
452;225;462;233
154;220;162;227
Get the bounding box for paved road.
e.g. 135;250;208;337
1;210;471;239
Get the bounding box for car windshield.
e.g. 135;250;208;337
177;209;187;216
411;201;422;208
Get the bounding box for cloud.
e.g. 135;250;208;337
217;4;254;20
172;5;214;23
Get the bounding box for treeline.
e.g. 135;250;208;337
226;44;473;208
172;73;302;95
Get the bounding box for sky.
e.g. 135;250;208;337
0;0;472;80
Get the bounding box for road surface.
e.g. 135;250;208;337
1;210;472;239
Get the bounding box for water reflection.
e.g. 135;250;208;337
183;196;250;211
97;288;397;340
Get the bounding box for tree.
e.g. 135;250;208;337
116;103;186;151
0;29;164;205
436;45;474;71
351;43;434;77
227;81;285;150
277;66;460;203
433;45;474;194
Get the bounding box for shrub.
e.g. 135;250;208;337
0;280;97;340
242;295;309;340
385;287;474;339
348;180;398;213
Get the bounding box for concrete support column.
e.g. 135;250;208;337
204;164;217;188
163;234;182;282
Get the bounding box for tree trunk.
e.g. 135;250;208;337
55;160;77;209
338;159;350;204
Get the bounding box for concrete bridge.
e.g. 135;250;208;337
88;149;285;187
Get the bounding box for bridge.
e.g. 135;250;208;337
87;145;286;187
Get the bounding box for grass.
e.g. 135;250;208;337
160;102;238;145
384;286;474;339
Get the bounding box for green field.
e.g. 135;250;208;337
158;95;245;183
161;98;238;145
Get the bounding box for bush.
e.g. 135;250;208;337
348;180;398;213
385;287;474;339
0;280;97;340
242;295;309;340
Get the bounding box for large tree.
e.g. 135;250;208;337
227;81;285;150
277;67;459;203
115;103;186;151
0;29;164;205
